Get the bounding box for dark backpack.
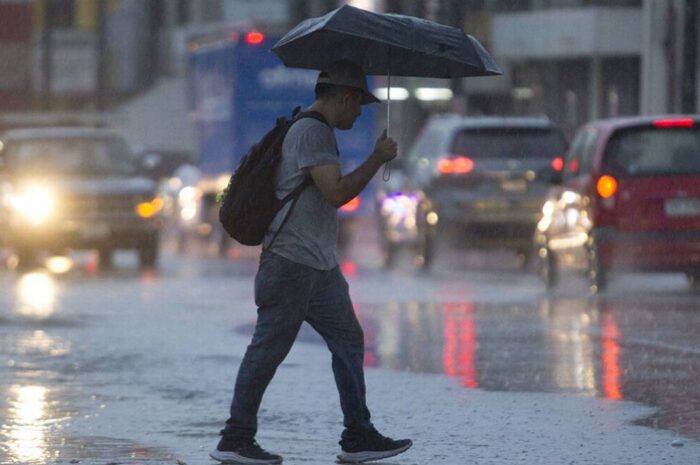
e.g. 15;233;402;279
218;108;329;246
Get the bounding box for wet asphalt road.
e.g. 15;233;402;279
0;230;700;464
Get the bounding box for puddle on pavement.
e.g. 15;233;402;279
235;296;700;441
0;384;56;464
0;270;88;329
55;436;173;464
0;383;91;465
358;297;700;441
0;379;177;465
0;433;173;465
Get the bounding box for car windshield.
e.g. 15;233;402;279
603;127;700;177
450;127;567;159
3;136;137;177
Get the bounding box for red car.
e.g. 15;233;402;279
534;115;700;292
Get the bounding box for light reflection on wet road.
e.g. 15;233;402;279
0;257;178;464
6;384;49;463
351;297;700;440
0;246;699;463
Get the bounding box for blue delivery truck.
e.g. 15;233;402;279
187;30;377;253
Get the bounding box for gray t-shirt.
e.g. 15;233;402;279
263;117;340;270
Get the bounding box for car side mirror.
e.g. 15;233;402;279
538;166;563;185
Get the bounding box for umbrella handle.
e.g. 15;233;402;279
382;71;392;182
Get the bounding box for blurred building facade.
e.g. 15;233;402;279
474;0;698;137
0;1;34;112
0;0;157;111
0;0;697;144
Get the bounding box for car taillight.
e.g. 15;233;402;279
437;155;474;175
596;175;618;199
245;31;265;45
340;196;361;213
551;156;564;172
653;118;695;128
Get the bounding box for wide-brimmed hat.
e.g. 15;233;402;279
316;60;379;105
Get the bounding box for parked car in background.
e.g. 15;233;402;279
0;127;163;269
534;115;700;292
377;114;567;268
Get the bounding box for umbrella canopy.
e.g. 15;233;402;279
272;5;502;78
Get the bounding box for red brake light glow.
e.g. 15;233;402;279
340;196;361;213
453;156;474;174
596;175;618;199
653;118;695;128
551;156;564;172
438;158;453;174
568;159;580;173
438;156;474;175
340;260;357;276
245;31;265;45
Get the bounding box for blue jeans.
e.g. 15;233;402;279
223;251;373;440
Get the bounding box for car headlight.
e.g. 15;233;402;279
10;186;56;224
178;186;201;222
381;192;420;229
135;196;164;219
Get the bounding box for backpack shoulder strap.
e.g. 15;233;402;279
294;110;331;128
263;177;311;251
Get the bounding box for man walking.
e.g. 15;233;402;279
210;60;412;464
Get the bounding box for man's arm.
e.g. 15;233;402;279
310;130;397;208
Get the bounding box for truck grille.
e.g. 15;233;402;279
60;194;140;219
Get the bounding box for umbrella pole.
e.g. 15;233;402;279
386;71;391;136
382;71;392;181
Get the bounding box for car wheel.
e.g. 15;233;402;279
138;237;159;268
587;242;607;293
686;270;700;290
417;230;434;271
98;248;113;268
377;213;396;268
516;248;533;271
175;229;188;254
382;241;397;268
15;248;37;270
538;247;557;290
218;228;233;258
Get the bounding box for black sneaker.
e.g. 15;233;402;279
337;431;412;463
209;436;283;464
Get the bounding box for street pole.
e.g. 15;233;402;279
96;0;107;111
41;0;53;110
682;0;697;113
441;0;468;113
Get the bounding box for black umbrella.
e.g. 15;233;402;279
272;4;502;78
272;5;502;178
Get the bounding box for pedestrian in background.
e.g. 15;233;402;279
210;60;412;465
